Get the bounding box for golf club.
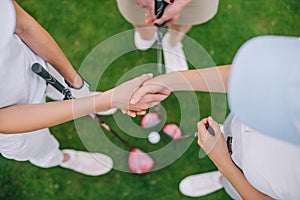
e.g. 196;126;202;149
140;0;168;128
155;0;168;75
163;123;215;140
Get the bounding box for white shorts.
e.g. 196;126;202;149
0;128;64;168
116;0;219;25
0;62;65;168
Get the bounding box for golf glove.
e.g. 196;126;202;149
65;77;91;99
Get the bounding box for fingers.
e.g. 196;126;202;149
140;93;168;103
137;0;155;22
145;11;156;24
111;73;154;110
197;117;220;147
136;0;152;9
197;118;209;145
125;93;164;112
148;0;155;17
126;110;137;118
163;18;176;27
137;73;153;85
130;73;153;87
121;109;147;117
136;110;147;115
154;17;168;26
130;84;153;104
164;0;174;4
207;116;219;132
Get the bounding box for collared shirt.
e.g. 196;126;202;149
0;8;46;109
226;114;300;199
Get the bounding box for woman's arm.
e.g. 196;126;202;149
0;74;164;134
197;117;274;200
130;65;231;104
13;1;82;88
150;65;230;92
0;92;111;134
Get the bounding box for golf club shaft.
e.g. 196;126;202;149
31;63;133;149
155;0;168;75
157;27;163;75
153;0;168;117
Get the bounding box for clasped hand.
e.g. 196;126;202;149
111;73;170;117
197;117;233;169
135;0;191;26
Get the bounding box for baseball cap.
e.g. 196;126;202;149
0;0;16;48
228;35;300;146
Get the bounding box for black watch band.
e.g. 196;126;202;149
64;73;85;89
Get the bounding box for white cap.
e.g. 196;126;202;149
228;36;300;145
0;0;16;48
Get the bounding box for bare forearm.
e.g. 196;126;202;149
13;1;81;87
0;92;112;134
147;65;231;93
218;161;274;200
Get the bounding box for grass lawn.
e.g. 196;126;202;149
1;0;299;199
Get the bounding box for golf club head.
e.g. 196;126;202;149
140;112;161;128
163;123;182;139
128;148;154;174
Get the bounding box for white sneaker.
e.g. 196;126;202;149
162;32;188;73
134;31;157;51
60;149;113;176
179;171;223;197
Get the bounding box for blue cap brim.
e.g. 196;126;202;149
228;36;300;146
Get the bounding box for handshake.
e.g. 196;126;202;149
110;73;171;117
106;65;227;117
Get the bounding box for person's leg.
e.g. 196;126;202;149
162;0;219;73
179;172;242;199
116;0;157;50
0;129;113;176
167;24;192;46
179;171;223;197
162;25;191;73
133;24;156;41
29;130;114;176
133;24;157;51
0;128;64;168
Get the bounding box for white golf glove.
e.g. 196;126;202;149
66;79;91;99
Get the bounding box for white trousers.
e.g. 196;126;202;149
0;63;65;168
0;128;63;168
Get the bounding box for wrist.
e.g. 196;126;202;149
215;157;236;174
95;90;113;112
65;73;84;89
148;71;191;91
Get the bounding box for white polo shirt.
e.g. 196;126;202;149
0;0;46;109
230;116;300;199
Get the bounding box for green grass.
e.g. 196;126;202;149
1;0;299;199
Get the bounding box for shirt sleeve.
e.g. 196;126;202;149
0;0;16;49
